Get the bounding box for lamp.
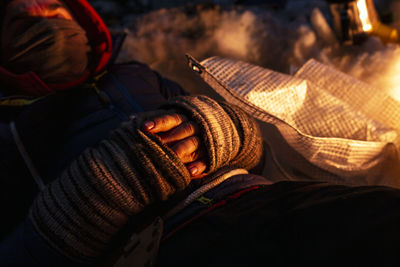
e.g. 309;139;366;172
328;0;398;44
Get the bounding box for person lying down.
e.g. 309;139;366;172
1;95;400;267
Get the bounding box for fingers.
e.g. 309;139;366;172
171;136;207;177
186;160;207;178
171;136;200;163
142;112;208;178
157;121;199;144
181;146;206;164
143;113;187;134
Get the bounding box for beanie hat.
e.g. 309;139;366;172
1;0;91;84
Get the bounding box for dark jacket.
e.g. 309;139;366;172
0;62;187;242
3;173;400;267
158;178;400;267
0;91;265;266
0;0;186;243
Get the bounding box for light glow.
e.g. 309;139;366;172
387;58;400;102
357;0;373;32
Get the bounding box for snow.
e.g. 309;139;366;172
89;0;400;100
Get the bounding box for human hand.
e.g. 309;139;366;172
142;113;207;179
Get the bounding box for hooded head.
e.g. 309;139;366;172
0;0;112;97
2;0;91;85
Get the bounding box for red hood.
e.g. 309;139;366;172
0;0;112;97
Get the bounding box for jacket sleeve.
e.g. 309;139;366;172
0;95;263;266
28;108;192;264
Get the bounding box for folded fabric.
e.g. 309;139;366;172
187;55;400;187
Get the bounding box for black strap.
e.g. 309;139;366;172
10;121;46;191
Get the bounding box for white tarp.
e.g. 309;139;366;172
187;55;400;187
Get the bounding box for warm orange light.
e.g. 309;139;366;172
387;58;400;102
27;3;73;20
7;0;73;20
357;0;373;32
